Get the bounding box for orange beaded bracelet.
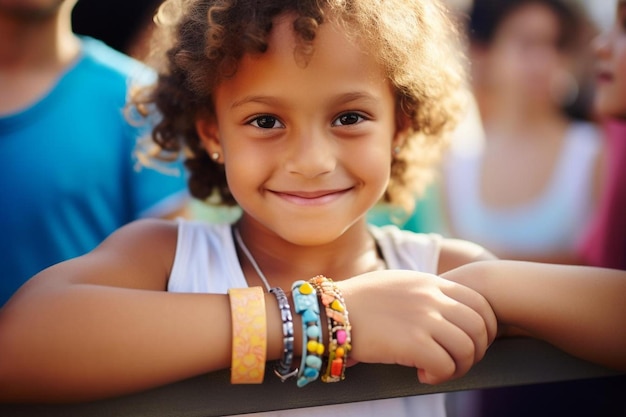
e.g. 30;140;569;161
308;275;351;383
228;286;267;384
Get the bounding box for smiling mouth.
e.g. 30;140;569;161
269;188;352;206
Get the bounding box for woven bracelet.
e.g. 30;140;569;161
308;275;351;383
291;280;324;387
269;287;298;382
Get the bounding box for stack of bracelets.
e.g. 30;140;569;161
227;275;352;386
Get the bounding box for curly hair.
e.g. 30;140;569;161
132;0;468;213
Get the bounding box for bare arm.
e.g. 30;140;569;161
0;219;285;403
0;223;496;402
441;260;626;371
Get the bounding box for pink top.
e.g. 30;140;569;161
579;120;626;269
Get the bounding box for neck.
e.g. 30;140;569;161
0;2;80;114
0;2;78;71
480;93;568;141
234;217;382;290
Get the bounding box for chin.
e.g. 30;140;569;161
281;231;342;247
594;101;626;120
272;221;352;247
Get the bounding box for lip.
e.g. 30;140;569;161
269;188;352;206
596;71;614;84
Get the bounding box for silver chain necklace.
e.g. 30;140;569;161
233;227;272;292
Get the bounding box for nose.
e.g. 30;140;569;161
284;127;336;178
592;29;612;59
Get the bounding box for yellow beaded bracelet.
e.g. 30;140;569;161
308;275;351;383
228;286;267;384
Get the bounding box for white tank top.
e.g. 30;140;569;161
444;121;602;256
168;220;446;417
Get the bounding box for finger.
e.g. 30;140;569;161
440;300;492;364
402;333;457;384
431;317;477;379
440;279;498;346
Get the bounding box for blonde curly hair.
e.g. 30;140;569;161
133;0;468;213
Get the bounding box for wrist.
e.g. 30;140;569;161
264;292;285;362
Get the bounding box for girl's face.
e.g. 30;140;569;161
592;0;626;119
198;15;402;245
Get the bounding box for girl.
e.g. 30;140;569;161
0;1;624;416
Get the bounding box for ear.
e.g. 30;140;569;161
392;111;411;152
195;116;222;160
468;43;490;88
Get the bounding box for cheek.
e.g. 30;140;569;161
594;53;626;119
617;46;626;108
344;140;393;189
605;44;626;118
222;147;268;195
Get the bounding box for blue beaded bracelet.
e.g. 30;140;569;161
291;280;324;387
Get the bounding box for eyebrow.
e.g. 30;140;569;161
231;91;381;110
331;92;380;107
231;95;279;109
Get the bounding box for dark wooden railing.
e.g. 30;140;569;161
2;337;622;417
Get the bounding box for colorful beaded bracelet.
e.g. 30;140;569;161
228;286;267;384
308;275;352;383
291;280;324;387
269;287;298;382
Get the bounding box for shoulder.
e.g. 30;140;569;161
99;218;179;256
37;219;181;290
370;224;443;273
567;121;604;150
370;224;442;252
569;120;602;137
104;219;230;259
76;36;155;87
370;224;494;274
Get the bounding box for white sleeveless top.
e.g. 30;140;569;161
444;121;602;256
168;220;446;417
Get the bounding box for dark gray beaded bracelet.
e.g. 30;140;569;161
269;287;298;382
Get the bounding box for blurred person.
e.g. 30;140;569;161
477;1;626;413
71;0;163;59
0;0;189;306
442;0;604;265
442;0;625;417
579;0;626;270
572;4;626;412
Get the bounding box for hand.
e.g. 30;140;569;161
337;270;497;384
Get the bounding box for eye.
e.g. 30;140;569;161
248;115;285;129
332;112;366;126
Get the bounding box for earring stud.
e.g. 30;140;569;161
393;146;401;156
211;152;220;161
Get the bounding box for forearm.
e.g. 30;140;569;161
0;284;289;403
442;260;626;371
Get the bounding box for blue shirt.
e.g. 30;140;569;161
0;37;188;306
